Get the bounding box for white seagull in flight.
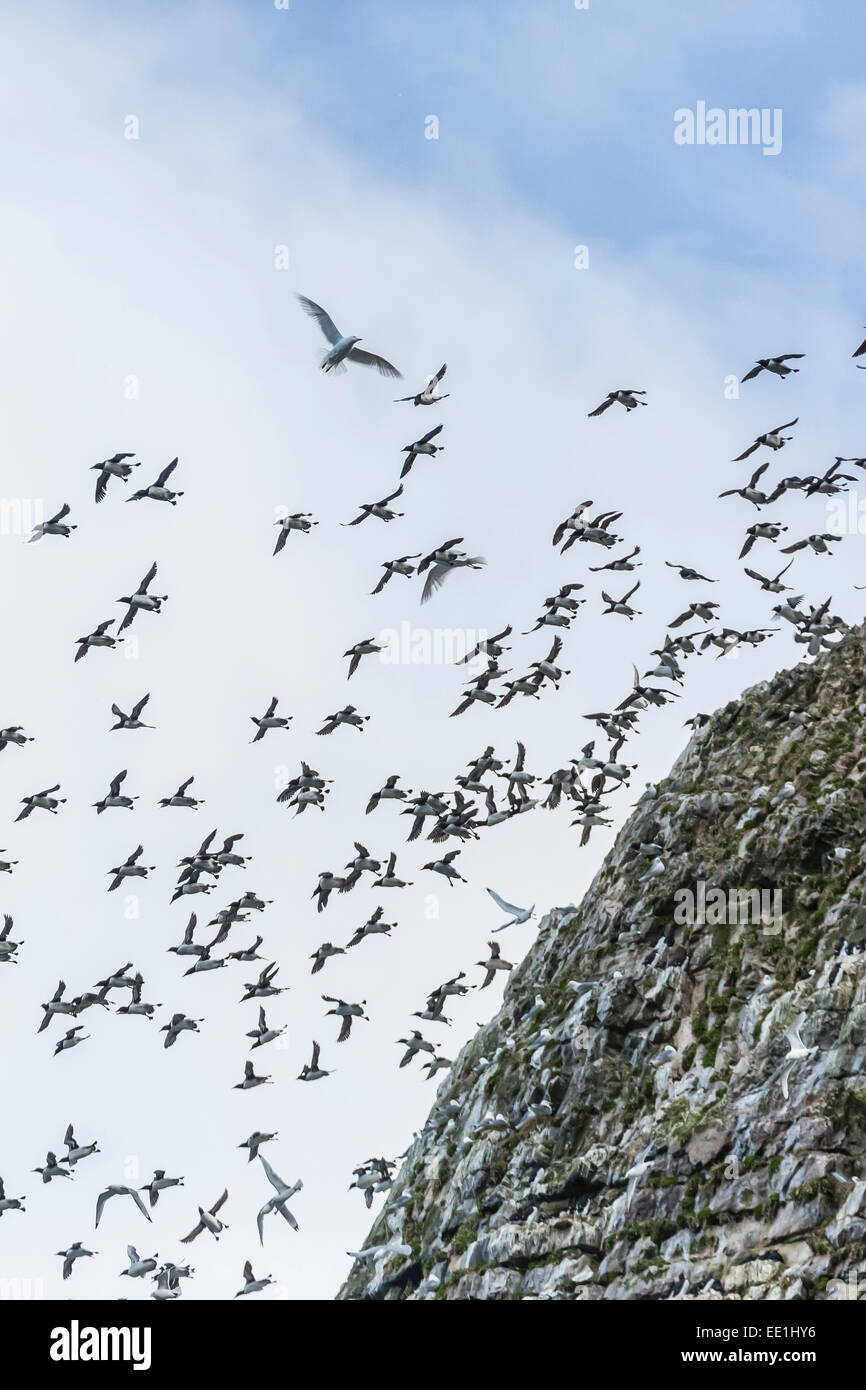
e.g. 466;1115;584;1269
296;294;401;378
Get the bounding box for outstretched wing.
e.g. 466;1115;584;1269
348;347;402;379
296;294;342;344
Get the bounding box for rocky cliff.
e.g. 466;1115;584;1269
339;629;866;1300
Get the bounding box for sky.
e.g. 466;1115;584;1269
0;0;865;1302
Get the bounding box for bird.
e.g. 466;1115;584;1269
246;1006;285;1050
159;1013;202;1048
91;453;139;503
298;1040;332;1081
0;725;34;750
665;562;716;582
344;638;384;679
238;1131;278;1162
127;457;183;504
117;561;167;631
54;1025;88;1055
38;978;76;1029
273;512;318;554
400;424;444;476
57;1243;96;1281
323;995;369;1042
251;696;291;741
93;769;137;814
395;363;448;405
110;694;153;730
780;533;840;556
732;418;798;461
0;913;21;964
588;389;647;416
422;850;467;886
108;845;155;892
371;554;421;594
27;502;77;542
74;619;119;661
180;1189;229;1242
741;354;804;382
345;907;395;949
476;941;513;989
343;485;405;527
0;1177;25;1217
743;558;794;592
159;775;203;809
417;539;486;604
235;1260;275;1297
61;1124;99;1167
33;1151;72;1182
365;775;411;814
17;784;65;820
234;1059;272;1090
374;851;412;888
601;581;642;619
487;888;535;930
296;294;401;377
397;1031;435;1067
780;1013;817;1099
95;1185;152;1228
256;1156;303;1244
121;1247;159;1278
140;1170;184;1207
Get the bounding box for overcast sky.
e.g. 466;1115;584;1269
1;0;865;1301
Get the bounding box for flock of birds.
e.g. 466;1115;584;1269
2;295;865;1299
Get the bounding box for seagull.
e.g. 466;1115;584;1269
588;389;647;416
27;502;77;542
395;363;448;405
273;512;318;554
57;1243;96;1281
110;694;153;730
251;696;292;741
296;294;401;377
117;561;167;631
127;457;183;505
180;1189;229;1242
95;1185;152;1228
400;424;444;476
487;888;535;930
91;453;139;503
780;1013;817;1099
732;418;798;461
235;1260;275;1297
417;539;486;604
476;941;513;989
343;485;405;526
256;1156;303;1244
741;354;804;382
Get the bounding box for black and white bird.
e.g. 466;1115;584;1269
588;389;647;416
235;1260;275;1297
400;424;444;476
323;995;369;1042
371;554;421;594
17;784;65;820
740;354;804;382
75;619;119;661
343;485;405;526
298;1039;332;1081
180;1189;229;1243
417;539;486;604
117;561;167;632
297;294;401;377
27;502;77;542
251;696;292;741
110;694;153;730
395;363;448;405
273;512;318;554
732;418;798;461
127;457;183;505
91;453;139;503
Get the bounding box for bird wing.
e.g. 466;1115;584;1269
487;888;522;916
311;1040;321;1069
420;563;450;604
95;1190;110;1227
740;364;762;382
296;294;342;344
260;1154;287;1194
348;347;402;379
210;1188;228;1216
587;397;613;417
420;424;444;444
139;561;157;593
155;457;178;486
130;1187;152;1221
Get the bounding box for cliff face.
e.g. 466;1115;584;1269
339;630;866;1301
